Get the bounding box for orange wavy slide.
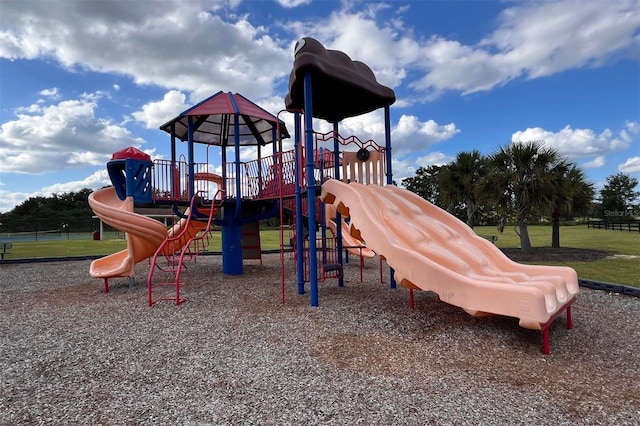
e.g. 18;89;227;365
88;187;168;280
324;203;375;258
321;180;579;331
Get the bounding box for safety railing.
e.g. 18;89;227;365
313;130;386;185
151;130;385;203
225;149;300;200
152;159;221;203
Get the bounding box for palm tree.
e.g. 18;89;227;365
485;140;563;253
438;150;488;228
549;164;594;248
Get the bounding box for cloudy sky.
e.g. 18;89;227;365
0;0;639;213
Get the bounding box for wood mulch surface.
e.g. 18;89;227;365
502;247;613;262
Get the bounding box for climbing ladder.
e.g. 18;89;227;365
147;193;220;306
301;235;343;283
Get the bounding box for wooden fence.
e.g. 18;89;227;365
587;220;640;232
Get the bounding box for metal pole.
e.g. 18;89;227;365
294;112;305;294
384;104;396;289
333;121;344;287
304;73;319;307
187;116;196;201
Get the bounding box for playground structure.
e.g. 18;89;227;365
88;37;578;353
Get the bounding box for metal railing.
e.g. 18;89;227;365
224;149;300;200
152;160;221;203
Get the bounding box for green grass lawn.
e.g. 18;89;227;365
474;225;639;287
3;226;638;287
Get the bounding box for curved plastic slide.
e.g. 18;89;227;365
321;180;579;330
163;211;210;255
89;187;168;279
325;203;376;258
157;171;219;253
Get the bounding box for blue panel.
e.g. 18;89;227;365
107;159;127;201
222;204;244;275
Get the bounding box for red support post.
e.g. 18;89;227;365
539;298;575;355
542;328;551;355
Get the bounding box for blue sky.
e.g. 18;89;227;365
1;0;639;213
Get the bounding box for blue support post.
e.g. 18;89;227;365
187;116;196;200
304;73;319;307
221;203;243;275
170;124;178;199
221;106;244;276
384;104;396;289
294;112;305;294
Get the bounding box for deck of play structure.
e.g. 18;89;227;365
88;37;578;355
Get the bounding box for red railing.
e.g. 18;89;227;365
301;236;342;283
313;130;384;151
224;149;300;200
151;130;385;203
147;191;220;306
152;159;219;203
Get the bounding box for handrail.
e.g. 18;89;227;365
147;190;221;306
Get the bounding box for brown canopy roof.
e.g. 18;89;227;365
285;38;396;122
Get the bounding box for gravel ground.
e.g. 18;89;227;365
1;254;639;425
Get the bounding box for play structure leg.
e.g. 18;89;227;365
542;328;551;355
221;204;243;275
103;278;109;294
129;276;135;289
541;300;575;355
222;224;243;274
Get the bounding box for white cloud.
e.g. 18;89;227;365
1;0;635;107
392;158;418;184
0;93;146;174
303;0;640;98
0;0;291;100
274;0;312;8
284;2;631;107
416;151;454;167
39;87;60;99
392;115;460;155
41;170;112;194
619;156;640;174
487;1;640;80
311;9;414;90
414;0;640;96
132;90;190;129
0;170;111;213
581;155;606;169
626;120;640;135
511;124;633;162
300;110;459;159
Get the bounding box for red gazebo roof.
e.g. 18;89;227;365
159;91;289;146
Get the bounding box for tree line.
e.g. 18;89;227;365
0;189;97;234
402;140;639;252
